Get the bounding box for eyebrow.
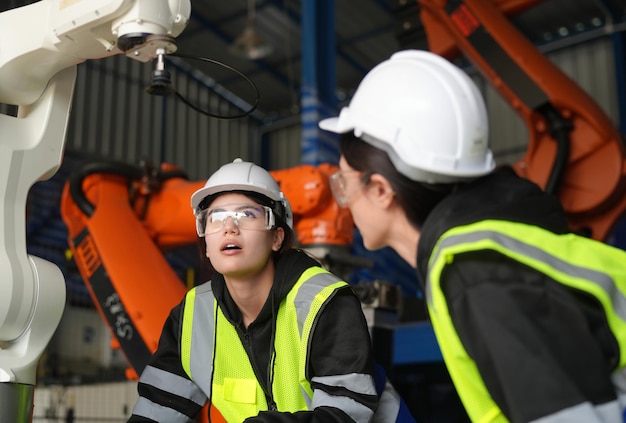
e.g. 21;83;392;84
209;204;259;212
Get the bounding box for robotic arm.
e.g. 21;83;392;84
0;0;190;106
0;1;190;420
417;0;626;241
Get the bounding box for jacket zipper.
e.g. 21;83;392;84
241;331;277;410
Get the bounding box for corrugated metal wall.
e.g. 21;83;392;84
64;55;265;181
261;116;304;169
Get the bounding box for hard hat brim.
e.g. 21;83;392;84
318;116;353;134
191;184;279;210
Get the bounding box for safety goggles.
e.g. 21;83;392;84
329;169;365;208
195;203;275;236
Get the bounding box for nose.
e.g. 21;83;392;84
222;216;239;233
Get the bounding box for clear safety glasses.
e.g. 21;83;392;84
195;203;275;236
329;170;364;208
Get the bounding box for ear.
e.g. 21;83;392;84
272;227;285;252
367;174;396;208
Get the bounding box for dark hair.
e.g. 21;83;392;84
339;132;455;230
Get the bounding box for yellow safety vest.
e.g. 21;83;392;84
426;219;626;423
180;266;347;422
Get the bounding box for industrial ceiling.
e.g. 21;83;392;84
3;0;626;121
171;0;626;121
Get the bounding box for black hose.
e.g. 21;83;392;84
68;161;189;217
537;103;574;195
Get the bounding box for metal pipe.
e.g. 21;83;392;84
0;383;34;423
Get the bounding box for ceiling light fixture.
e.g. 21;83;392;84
230;0;273;60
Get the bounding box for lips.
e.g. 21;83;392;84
221;241;242;251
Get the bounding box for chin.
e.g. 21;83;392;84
362;237;384;252
211;260;240;275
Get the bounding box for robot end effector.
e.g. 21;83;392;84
114;0;190;62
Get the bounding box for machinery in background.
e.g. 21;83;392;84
0;1;190;421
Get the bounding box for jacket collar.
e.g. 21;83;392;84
212;249;322;328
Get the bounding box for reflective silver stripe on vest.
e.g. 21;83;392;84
372;379;401;423
313;373;404;422
312;389;374;423
613;366;626;392
426;230;626;323
293;271;343;338
612;368;626;410
139;365;207;405
132;396;193;423
187;282;217;397
529;400;623;423
312;373;377;396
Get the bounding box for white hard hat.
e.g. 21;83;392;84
191;158;293;228
319;49;495;183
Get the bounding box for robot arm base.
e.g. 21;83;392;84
0;256;66;385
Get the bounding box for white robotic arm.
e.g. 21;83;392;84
0;0;190;106
0;1;190;420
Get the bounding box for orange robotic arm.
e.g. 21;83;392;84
418;0;626;241
60;161;196;379
270;162;354;247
